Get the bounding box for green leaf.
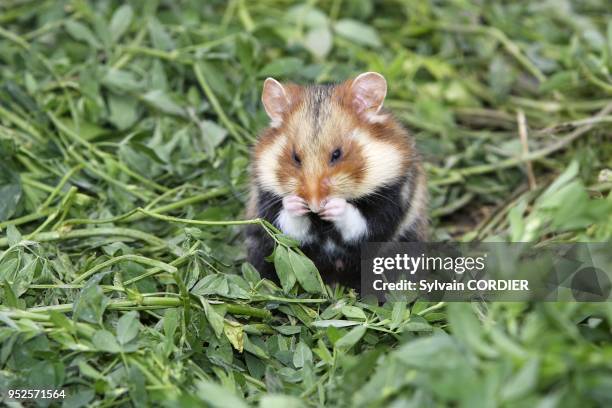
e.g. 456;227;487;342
293;342;313;368
312;319;361;328
286;4;328;28
192;274;226;295
142;90;185;116
274;234;300;248
199;120;228;154
334;325;366;350
341;305;367;320
163;309;179;339
608;20;612;57
304;26;333;59
0;162;22;221
287;249;324;294
102;69;144;92
57;117;107;141
27;360;59;389
241;263;261;285
116;311;139;345
402;316;433;332
259;57;303;77
2;280;19;308
395;333;463;369
224;321;244;352
92;330;121;353
6;224;21;247
334;19;381;47
538;160;579;200
244;335;270;359
110;5;133;42
201;298;225;339
447;303;498;358
274;325;302;335
195;380;248;408
108;94;139;130
62;389;95;408
273;246;297;293
128;141;166;164
259;394;305;408
72;275;110;325
65;20;101;48
501;358;540;401
390;302;407;330
148;18;174;51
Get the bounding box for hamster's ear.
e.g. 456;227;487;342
350;72;387;118
262;78;290;127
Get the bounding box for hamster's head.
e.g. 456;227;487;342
254;72;412;212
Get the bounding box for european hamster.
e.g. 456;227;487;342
245;72;428;288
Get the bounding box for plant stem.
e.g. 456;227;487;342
39;164;83;209
0;227;168;248
135;208;265;227
435;22;546;82
124;242;200;286
431;103;612;186
24;296;272;319
193;63;244;143
62;188;230;226
416;302;446;316
72;254;177;284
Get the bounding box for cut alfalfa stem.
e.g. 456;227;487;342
432;103;612;187
0;227;168;248
60;187;230;226
193;62;244;144
0;209;55;230
24;296;272;319
430;192;474;218
416;302;446;316
517;109;537;190
49;112;169;194
134;208;283;235
433;22;546;82
124;242;200;286
39;164;83;209
71;254;178;284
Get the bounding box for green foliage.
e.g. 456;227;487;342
0;0;611;406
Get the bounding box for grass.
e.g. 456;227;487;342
0;0;611;406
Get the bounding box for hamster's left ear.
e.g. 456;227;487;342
350;72;387;118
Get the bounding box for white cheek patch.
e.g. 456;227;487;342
351;130;404;196
257;137;286;195
333;203;368;243
276;209;313;244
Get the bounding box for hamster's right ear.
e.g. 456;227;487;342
262;78;290;128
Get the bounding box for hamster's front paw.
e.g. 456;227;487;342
282;195;309;216
321;198;368;242
320;197;347;221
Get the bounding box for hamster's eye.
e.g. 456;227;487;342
292;151;301;166
330;148;342;164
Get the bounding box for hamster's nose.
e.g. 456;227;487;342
308;198;328;213
308;201;321;213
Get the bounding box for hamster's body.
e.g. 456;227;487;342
246;72;427;288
